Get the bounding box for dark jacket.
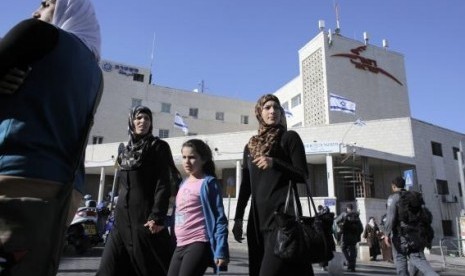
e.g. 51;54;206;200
334;211;364;245
99;138;174;275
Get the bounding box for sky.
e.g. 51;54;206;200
1;0;464;134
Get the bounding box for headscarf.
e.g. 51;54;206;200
118;106;154;170
369;217;376;228
247;94;287;159
52;0;101;60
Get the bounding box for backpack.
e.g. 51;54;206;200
396;190;434;254
342;212;363;234
335;212;363;244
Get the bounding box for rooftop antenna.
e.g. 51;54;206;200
198;79;205;93
328;28;333;46
382;39;389;50
318;20;325;32
334;0;341;34
363;31;369;45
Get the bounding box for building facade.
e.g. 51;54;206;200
84;25;465;244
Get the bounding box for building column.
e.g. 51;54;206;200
98;166;105;203
326;154;335;198
235;160;242;197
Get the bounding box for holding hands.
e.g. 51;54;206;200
144;219;164;234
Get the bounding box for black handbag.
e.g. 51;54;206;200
273;182;334;264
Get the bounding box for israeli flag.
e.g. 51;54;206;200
174;112;189;135
329;93;356;114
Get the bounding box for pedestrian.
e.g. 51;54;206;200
97;106;178;276
379;213;394;263
334;203;364;272
318;205;336;271
0;0;102;275
232;94;313;276
363;216;381;261
383;177;438;276
167;139;229;276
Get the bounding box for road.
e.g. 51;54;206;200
58;242;463;276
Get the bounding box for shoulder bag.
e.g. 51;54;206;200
273;181;334;264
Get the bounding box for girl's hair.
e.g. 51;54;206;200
182;139;216;178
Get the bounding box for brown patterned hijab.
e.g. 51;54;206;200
247;94;287;159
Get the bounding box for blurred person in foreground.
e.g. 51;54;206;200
0;0;102;275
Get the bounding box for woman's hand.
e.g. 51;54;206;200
144;220;164;234
0;67;30;94
253;156;273;170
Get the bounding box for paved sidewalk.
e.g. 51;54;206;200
224;237;465;275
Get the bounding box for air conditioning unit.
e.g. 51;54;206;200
441;195;457;203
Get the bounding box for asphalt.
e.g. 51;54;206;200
58;236;465;275
221;237;465;276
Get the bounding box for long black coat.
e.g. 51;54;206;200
97;138;174;276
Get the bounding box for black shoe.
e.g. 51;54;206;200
348;268;356;272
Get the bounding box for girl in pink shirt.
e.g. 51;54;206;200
167;139;229;276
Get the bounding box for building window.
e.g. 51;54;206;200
436;179;449;195
216;112;224;121
458;182;463;197
431;141;443;157
159;129;169;138
133;73;144;82
131;98;142;108
92;136;103;144
241;115;249;124
442;220;453;236
291;94;301;108
189;108;198;118
161;103;171;113
453;147;460;160
282;101;289;111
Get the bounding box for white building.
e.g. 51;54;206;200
85;24;465;244
89;60;258;144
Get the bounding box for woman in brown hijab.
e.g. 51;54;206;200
232;94;313;276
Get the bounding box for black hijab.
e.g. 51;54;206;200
118;105;155;170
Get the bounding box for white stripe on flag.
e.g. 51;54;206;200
174;112;189;134
329;93;356;114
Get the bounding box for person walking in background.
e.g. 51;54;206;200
318;205;336;271
379;213;394;263
97;106;177;276
0;0;102;275
383;177;438;276
167;139;229;276
334;203;364;272
232;94;313;276
363;216;381;261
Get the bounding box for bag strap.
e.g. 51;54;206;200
283;180;319;217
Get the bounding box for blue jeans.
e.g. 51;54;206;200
392;245;438;276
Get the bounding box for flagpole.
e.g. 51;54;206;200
458;141;465;210
149;32;156;85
